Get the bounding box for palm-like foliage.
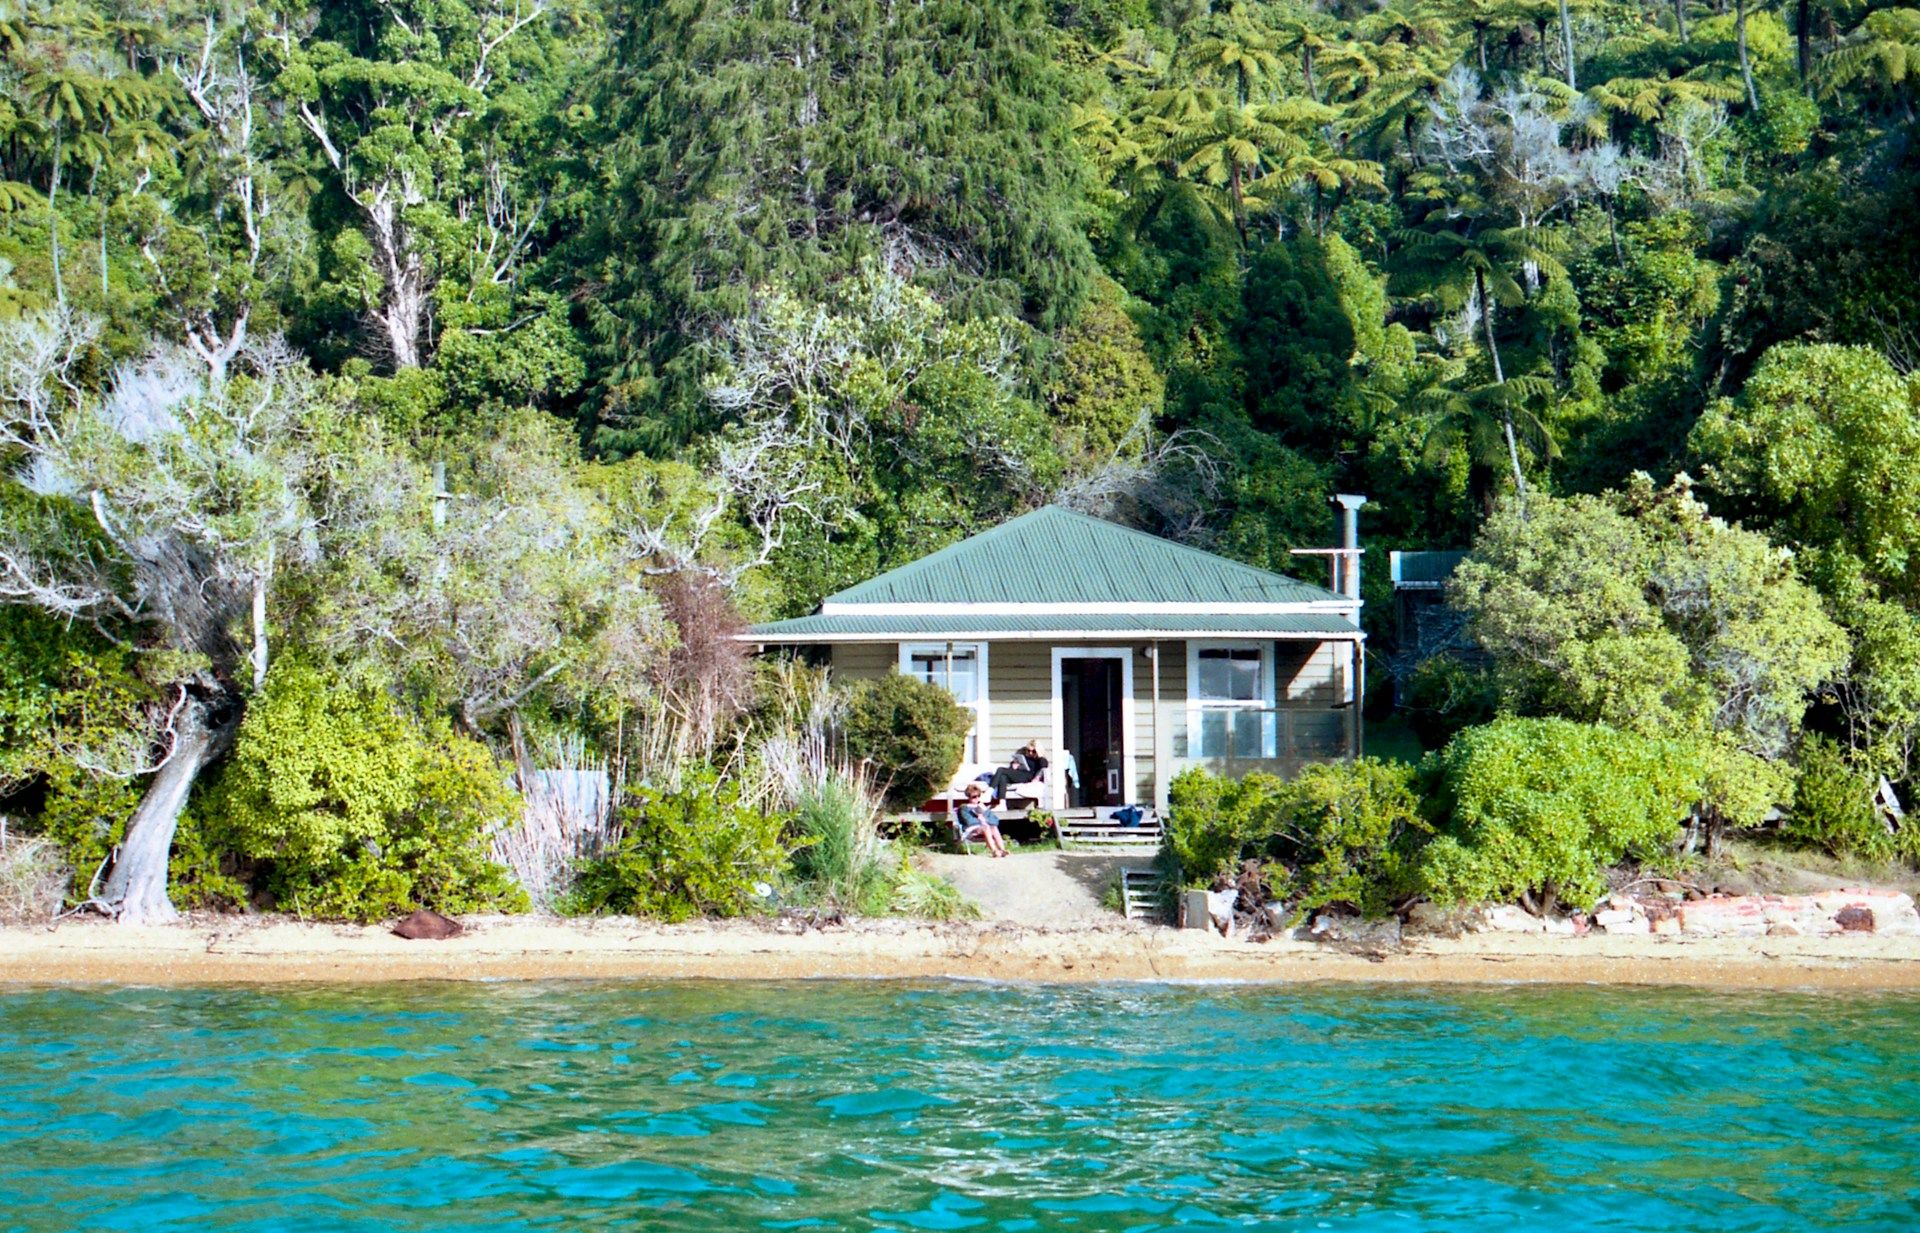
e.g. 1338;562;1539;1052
1821;7;1920;104
1185;19;1288;104
1142;93;1382;236
1276;18;1330;101
1393;221;1570;496
1409;356;1557;501
1586;68;1744;123
1357;2;1462;53
1345;40;1457;161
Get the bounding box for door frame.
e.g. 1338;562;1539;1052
1050;647;1136;810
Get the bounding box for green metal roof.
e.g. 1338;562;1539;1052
745;613;1363;642
1390;550;1468;587
823;507;1343;607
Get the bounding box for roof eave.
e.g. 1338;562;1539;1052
737;627;1367;644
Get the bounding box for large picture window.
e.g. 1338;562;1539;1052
901;643;988;766
1188;641;1274;758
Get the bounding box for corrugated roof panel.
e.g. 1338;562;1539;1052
745;612;1363;640
824;507;1342;607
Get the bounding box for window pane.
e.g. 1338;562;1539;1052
1230;709;1275;758
907;650;979;703
946;654;979;704
1196;709;1228;757
1197;648;1262;702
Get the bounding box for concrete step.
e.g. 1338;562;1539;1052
1119;867;1165;922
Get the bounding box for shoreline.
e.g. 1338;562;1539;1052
4;915;1920;990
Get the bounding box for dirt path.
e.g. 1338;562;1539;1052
917;849;1154;924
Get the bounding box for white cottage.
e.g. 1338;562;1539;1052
741;504;1367;816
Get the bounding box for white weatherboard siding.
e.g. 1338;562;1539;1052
828;637;1358;803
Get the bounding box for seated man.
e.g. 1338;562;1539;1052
987;740;1048;807
953;782;1009;858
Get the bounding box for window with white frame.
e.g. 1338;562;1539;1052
901;643;987;765
1188;641;1275;758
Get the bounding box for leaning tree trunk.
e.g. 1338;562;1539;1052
1796;0;1812;86
1558;0;1577;88
1737;0;1761;112
1675;0;1689;41
1477;269;1529;501
98;700;231;925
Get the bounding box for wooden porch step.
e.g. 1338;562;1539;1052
1056;816;1164;849
1119;867;1165;922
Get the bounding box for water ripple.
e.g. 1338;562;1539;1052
2;982;1919;1231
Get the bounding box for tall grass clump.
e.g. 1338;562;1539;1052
750;662;976;918
0;819;70;925
760;728;893;913
889;864;981;920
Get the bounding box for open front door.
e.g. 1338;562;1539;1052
1054;649;1135;809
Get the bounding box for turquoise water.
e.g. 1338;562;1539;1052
1;982;1918;1231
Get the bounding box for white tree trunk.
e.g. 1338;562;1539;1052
98;702;225;925
1478;270;1530;501
364;190;428;370
249;558;270;693
1559;0;1577;88
1737;0;1761;112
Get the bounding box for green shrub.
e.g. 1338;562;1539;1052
1271;760;1428;917
840;672;973;808
33;764;140;898
204;661;525;922
0;607;157;887
1165;767;1289;888
1418;718;1707;912
569;769;790;921
1401;655;1499;749
1784;736;1904;861
1165;761;1428;917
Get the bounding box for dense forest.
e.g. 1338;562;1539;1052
1;0;1918;924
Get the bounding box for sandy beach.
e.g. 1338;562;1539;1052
3;914;1920;989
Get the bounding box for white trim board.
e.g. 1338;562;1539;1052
740;629;1366;645
1050;647;1137;811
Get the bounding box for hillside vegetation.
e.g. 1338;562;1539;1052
0;0;1917;921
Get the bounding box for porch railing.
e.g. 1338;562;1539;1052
1172;705;1352;766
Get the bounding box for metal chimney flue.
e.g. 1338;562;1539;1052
1332;494;1366;621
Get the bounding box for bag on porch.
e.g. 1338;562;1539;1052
1111;805;1145;828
